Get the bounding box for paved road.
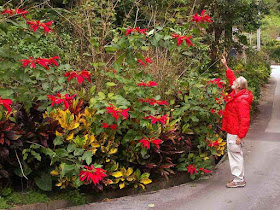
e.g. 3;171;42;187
68;66;280;210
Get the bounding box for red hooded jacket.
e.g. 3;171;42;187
222;68;253;139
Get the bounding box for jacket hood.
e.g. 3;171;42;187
235;89;253;104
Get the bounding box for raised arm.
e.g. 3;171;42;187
221;56;236;86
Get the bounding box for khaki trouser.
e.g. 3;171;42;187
227;133;245;182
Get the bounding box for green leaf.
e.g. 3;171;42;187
105;46;118;52
31;150;41;161
82;151;93;165
54;136;64;146
98;92;106;100
55;149;68;158
67;144;76;153
106;82;117;87
35;174;52;191
74;148;84;156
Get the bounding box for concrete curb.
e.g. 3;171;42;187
8;172;194;210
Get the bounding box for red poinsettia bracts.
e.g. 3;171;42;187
138;57;152;66
79;165;107;185
207;78;225;89
172;33;193;47
139;98;168;106
207;140;219;148
0;97;12;113
193;10;212;23
106;104;130;121
20;56;59;70
144;115;168;124
139;137;163;149
102;123;118;130
187;164;197;174
19;57;37;69
1;8;28;18
26;20;53;35
47;93;76;109
64;70;91;84
199;168;212;173
137;81;157;87
126;27;147;35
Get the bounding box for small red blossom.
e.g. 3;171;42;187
199;168;213;173
137;81;157;87
64;70;91;84
19;57;37;69
144;115;168;124
138;57;152;66
0;97;12;113
26;20;53;35
210;109;216;114
139;98;168;106
207;78;225;89
79;165;107;185
187;164;197;174
47;93;76;109
102;123;118;130
172;33;193;47
126;27;147;35
106;104;130;121
207;140;219;148
140;136;163;149
193;10;212;23
1;8;28;18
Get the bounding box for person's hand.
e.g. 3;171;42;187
221;55;228;68
236;137;242;145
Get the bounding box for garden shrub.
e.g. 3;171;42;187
0;3;271;195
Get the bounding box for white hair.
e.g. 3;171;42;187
231;76;248;90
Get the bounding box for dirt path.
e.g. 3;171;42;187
68;66;280;210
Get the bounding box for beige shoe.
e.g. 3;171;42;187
226;180;246;188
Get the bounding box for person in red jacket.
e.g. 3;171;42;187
221;57;253;188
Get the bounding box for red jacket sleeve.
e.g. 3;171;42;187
226;68;236;86
237;100;251;139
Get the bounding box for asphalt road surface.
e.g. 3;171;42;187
68;65;280;210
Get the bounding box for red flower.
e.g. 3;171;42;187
138;57;152;66
144;115;168;124
139;98;168;106
207;78;224;89
126;27;147;35
210;109;216;114
79;165;107;185
140;137;163;149
19;56;59;70
207;140;219;148
103;123;118;130
137;81;157;87
102;123;109;129
64;70;91;84
19;57;37;69
1;8;28;18
193;10;212;23
47;93;76;109
26;20;53;35
199;168;212;173
106;104;129;121
187;164;197;174
0;97;12;113
172;33;193;47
